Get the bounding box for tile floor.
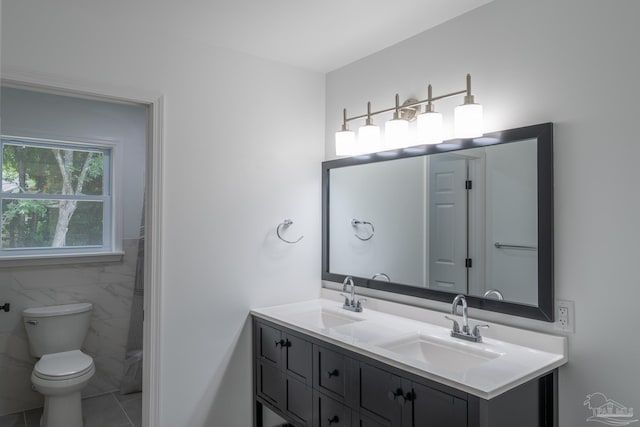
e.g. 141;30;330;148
0;392;141;427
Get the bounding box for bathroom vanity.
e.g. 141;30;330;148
251;296;566;427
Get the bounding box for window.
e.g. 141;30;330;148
1;136;115;258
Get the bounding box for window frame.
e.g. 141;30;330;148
0;135;123;264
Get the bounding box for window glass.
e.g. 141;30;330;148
1;137;111;255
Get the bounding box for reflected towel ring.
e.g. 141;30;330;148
276;219;303;244
351;219;375;241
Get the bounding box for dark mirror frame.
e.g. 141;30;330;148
322;122;554;321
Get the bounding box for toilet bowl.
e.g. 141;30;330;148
31;350;95;427
23;303;95;427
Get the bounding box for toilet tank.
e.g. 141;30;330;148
22;303;93;357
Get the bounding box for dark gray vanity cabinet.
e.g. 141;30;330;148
255;321;313;425
253;317;557;427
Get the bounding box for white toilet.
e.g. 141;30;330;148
23;303;95;427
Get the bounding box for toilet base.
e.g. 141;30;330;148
31;361;94;427
40;391;84;427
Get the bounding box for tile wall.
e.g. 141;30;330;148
0;239;139;415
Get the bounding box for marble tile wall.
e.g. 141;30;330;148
0;239;140;415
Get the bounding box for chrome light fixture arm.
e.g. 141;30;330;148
337;74;474;127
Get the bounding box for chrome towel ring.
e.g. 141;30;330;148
276;219;303;244
351;218;375;241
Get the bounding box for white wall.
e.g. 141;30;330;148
1;2;325;427
325;0;640;425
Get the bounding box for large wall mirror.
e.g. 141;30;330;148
322;123;554;321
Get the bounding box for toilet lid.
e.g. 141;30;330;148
34;350;94;381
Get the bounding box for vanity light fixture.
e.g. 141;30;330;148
417;84;444;145
454;74;483;139
357;102;381;153
384;94;409;149
335;74;483;155
335;108;357;156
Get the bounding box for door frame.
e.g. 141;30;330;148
1;71;164;427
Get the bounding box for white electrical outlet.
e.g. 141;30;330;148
555;299;575;333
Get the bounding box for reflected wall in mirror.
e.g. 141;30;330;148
322;123;553;321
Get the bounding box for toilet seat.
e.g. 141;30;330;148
33;350;94;381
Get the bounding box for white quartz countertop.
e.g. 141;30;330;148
251;295;567;400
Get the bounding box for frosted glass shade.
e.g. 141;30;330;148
417;111;443;145
384;119;409;150
358;124;381;153
335;130;356;156
454;103;483;139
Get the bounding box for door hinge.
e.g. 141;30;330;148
465;258;473;268
465;180;472;190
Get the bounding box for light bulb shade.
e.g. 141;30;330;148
454;103;483;139
384;119;409;149
417;111;443;145
335;130;357;156
358;124;381;152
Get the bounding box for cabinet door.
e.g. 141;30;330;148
412;382;467;427
313;391;351;427
315;345;348;399
285;333;312;383
286;376;313;425
257;322;283;366
358;363;403;425
256;361;286;409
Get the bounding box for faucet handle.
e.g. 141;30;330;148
355;298;367;310
471;324;489;339
445;315;460;333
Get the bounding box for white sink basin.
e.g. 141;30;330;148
288;307;364;330
375;333;502;372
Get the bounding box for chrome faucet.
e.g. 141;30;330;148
445;294;489;343
483;289;504;301
341;276;364;312
371;273;391;282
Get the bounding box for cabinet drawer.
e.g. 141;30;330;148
353;412;392;427
358;363;402;425
256;322;283;365
313;391;351;427
315;345;348;398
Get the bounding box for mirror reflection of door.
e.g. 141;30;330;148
428;154;468;293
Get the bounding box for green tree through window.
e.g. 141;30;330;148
1;137;111;254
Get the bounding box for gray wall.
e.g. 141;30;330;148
325;0;640;425
0;88;147;415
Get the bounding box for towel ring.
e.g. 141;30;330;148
276;219;303;244
351;219;375;241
